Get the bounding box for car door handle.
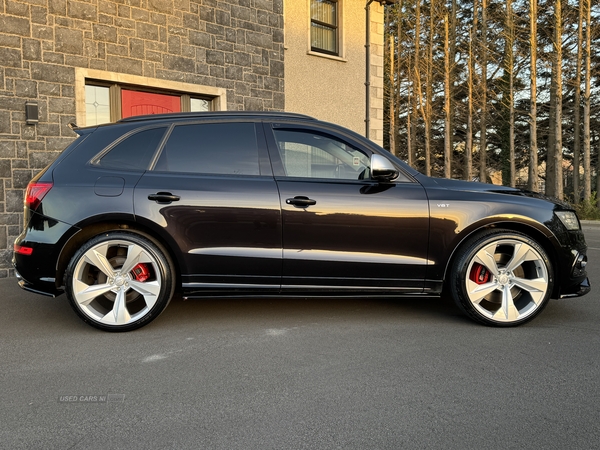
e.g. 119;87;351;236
286;196;317;207
148;192;180;204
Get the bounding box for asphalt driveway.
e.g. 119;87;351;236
1;224;599;449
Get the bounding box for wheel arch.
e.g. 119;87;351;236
56;214;183;290
441;219;561;298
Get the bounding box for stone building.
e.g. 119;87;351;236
0;0;386;277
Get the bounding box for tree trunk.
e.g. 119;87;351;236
546;74;556;197
424;0;434;176
444;13;451;179
466;0;479;182
583;0;592;203
507;0;515;187
528;0;539;192
465;26;474;181
554;0;564;200
449;0;457;174
479;0;488;183
572;0;583;202
409;0;421;169
415;68;428;174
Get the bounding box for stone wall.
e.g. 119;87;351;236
0;0;285;277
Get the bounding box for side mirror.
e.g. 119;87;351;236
370;154;399;182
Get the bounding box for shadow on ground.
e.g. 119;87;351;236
0;278;471;334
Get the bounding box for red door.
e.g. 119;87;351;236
121;90;181;118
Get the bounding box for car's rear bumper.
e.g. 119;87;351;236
15;269;64;297
13;211;76;297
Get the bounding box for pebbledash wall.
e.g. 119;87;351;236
0;0;385;277
284;0;385;144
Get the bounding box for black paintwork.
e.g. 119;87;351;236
13;112;589;300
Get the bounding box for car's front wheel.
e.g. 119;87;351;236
65;231;175;332
450;230;553;326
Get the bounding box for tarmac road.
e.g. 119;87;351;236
1;224;599;449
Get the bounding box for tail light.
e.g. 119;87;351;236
14;244;33;256
25;182;53;211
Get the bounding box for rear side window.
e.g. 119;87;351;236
154;122;260;176
97;127;166;171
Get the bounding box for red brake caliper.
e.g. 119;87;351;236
469;263;490;285
131;263;151;282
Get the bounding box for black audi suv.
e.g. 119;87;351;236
13;112;590;331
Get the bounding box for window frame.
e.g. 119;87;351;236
310;0;340;56
84;82;214;126
76;68;227;127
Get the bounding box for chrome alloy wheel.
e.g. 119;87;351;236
464;238;549;323
71;239;163;326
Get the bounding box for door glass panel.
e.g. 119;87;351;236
155;122;260;175
273;129;369;180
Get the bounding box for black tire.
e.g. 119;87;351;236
449;229;553;327
64;231;175;332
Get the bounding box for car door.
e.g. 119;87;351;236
134;120;282;294
264;122;430;294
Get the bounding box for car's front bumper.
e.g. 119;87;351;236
552;226;591;299
559;277;591;298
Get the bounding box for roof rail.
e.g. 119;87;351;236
118;111;315;123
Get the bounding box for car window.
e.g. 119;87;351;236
273;129;370;180
154;122;260;176
97;127;167;171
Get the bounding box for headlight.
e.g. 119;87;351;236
555;211;580;231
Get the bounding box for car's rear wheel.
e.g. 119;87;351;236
65;231;175;332
450;230;553;326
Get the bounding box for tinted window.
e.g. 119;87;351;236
98;127;166;171
155;123;260;175
273;129;369;180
